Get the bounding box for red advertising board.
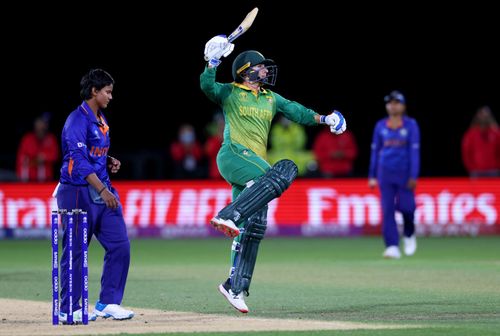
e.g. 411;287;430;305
0;178;499;237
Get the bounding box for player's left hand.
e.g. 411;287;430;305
107;156;121;174
325;110;347;135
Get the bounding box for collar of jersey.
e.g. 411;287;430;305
80;101;104;125
385;117;405;129
233;82;268;94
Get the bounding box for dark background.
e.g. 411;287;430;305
2;2;499;179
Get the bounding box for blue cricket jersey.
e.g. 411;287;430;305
59;101;111;186
369;116;420;179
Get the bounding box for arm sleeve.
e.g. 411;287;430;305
273;92;318;126
368;123;381;178
409;120;421;179
200;66;232;104
65;117;94;179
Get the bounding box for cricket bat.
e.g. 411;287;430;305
228;7;259;43
204;7;259;61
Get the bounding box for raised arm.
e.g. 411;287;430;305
200;67;233;105
200;35;235;104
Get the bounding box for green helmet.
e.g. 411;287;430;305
232;50;277;85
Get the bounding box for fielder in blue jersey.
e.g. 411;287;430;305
368;90;420;259
55;69;134;323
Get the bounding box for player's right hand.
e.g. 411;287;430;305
204;35;235;64
101;189;120;209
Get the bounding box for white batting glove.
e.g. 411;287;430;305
321;110;347;135
204;35;235;64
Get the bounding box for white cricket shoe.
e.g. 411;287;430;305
218;282;249;313
90;301;134;321
59;308;82;324
210;217;240;238
383;246;401;259
403;235;417;256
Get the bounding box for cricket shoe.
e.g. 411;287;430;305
383;246;401;259
403;235;417;256
218;280;248;313
90;301;134;321
59;308;82;324
210;217;240;238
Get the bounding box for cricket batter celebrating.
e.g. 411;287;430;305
201;35;347;313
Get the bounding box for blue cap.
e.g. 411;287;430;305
384;90;406;104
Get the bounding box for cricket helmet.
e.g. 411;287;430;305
232;50;277;85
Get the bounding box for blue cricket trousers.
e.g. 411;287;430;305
56;183;130;314
378;170;416;247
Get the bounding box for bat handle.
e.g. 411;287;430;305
228;27;243;43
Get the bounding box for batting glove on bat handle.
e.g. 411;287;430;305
321;110;347;135
204;35;235;61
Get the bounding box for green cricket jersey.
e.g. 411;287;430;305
200;66;318;158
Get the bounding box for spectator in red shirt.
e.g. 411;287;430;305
205;113;225;179
462;106;500;177
313;128;358;177
170;124;204;178
16;115;59;182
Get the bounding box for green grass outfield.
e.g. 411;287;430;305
1;236;499;335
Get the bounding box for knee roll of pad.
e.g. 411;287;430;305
218;159;298;225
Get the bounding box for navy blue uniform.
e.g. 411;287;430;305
369;116;420;247
56;101;130;314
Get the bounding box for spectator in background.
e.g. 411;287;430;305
267;115;316;176
16;114;59;182
313;128;358;177
462;106;500;177
205;113;225;179
368;90;420;259
170;124;204;178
